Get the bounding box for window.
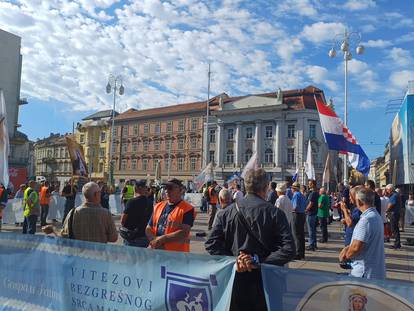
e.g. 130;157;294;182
121;159;127;170
167;121;173;133
132;142;138;152
165;139;172;150
99;147;105;158
143;140;148;152
99;162;104;173
122;126;128;137
227;128;234;140
54;149;58;157
177;157;184;170
226;150;234;164
190;137;197;149
265;126;273;138
309;124;316;139
100;131;106;142
131;159;137;170
209;129;216;143
154;139;160;151
191;118;198;130
264;149;273;164
80;134;85;144
246;128;253;139
287;124;296;138
209;151;215;163
122;143;128;153
245;149;252;163
178;120;185;132
133;125;138;135
155;122;161;134
144;123;149;135
287;148;295;164
111;143;117;154
178;138;184;150
190;157;196;171
142;159;148;171
164;158;170;170
153;160;158;170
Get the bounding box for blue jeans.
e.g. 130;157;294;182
23;215;38;234
123;236;149;248
306;214;317;247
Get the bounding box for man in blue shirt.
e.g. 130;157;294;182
386;184;401;249
339;187;385;279
291;182;306;259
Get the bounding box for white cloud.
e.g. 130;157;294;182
343;0;376;11
346;59;379;92
389;70;414;90
359;99;376;109
301;22;345;44
276;0;318;17
275;38;303;62
387;48;413;67
305;65;338;91
364;39;392;48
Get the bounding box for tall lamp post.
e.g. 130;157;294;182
106;74;124;186
328;29;365;183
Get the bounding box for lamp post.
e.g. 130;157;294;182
106;74;124;186
328;29;365;183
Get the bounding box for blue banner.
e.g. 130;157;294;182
262;264;414;311
0;233;235;311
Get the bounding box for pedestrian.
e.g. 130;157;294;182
99;182;110;210
55;182;118;243
266;182;278;205
121;180;135;206
341;186;363;247
233;184;244;204
275;182;293;227
145;178;195;252
39;181;51;226
406;194;414;225
120;180;152;247
339;187;385;279
385;184;401;249
306;180;319;251
205;168;295;311
396;188;406;232
317;187;330;243
14;184;26;199
291;182;306;260
207;181;218;230
366;180;381;215
212;188;233;227
22;181;40;234
378;188;391;242
61;180;77;224
300;185;307;196
0;183;8;231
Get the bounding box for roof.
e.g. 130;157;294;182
34;133;71;147
82;110;118;121
115;86;325;121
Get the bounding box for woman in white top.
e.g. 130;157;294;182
275;182;293;227
378;188;391;241
405;194;414;225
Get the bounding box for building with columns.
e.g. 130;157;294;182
207;86;329;183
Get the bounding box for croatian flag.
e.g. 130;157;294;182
315;95;370;175
292;168;299;182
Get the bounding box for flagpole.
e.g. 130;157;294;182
204;64;211;168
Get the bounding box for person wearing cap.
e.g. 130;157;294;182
121;180;152;247
275;182;293;227
291;182;307;260
145;178;196;252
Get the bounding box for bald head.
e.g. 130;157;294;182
82;182;101;204
218;189;233;208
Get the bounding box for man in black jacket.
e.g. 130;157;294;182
205;168;295;311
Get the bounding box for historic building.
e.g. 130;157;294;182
34;134;72;185
75;110;118;180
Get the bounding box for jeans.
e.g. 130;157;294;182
40;204;49;226
208;204;217;230
319;216;328;242
293;213;306;258
23;215;38;234
306;214;317;247
123;236;149;248
390;212;401;247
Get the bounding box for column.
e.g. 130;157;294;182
255;120;262;165
217;123;224;167
276;117;285;168
235;122;242;166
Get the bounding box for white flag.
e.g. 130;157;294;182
241;152;258;179
193;162;213;190
322;152;331;185
0;90;9;187
304;140;315;181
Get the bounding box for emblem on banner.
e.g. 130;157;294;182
161;266;217;311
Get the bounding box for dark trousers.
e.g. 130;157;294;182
40;204;49;225
208;204;217;230
22;215;38;234
123;236;149;248
318;217;328;242
62;199;75;224
293;213;306;258
390;212;401;247
230;270;267;311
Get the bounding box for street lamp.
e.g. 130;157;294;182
328;29;365;183
106;74;124;186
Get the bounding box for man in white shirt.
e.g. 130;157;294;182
275;182;293;227
233;184;244;204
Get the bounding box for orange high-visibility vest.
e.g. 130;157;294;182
208;186;218;205
151;200;195;252
39;186;50;205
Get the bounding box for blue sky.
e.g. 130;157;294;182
1;0;414;159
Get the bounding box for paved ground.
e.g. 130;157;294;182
2;209;414;282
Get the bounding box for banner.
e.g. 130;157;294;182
66;135;88;177
0;233;235;310
262;264;414;311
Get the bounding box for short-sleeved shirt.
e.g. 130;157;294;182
317;194;330;218
388;192;400;214
123;196;152;237
148;201;195;236
275;195;293;226
350;207;385;279
307;191;319;215
344;207;362;246
291;191;306;213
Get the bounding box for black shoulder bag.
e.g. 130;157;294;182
68;208;76;239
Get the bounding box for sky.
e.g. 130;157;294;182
1;0;414;160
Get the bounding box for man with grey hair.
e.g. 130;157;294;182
205;168;295;311
212;188;233;228
60;182;118;243
339;187;385;279
385;184;401;249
